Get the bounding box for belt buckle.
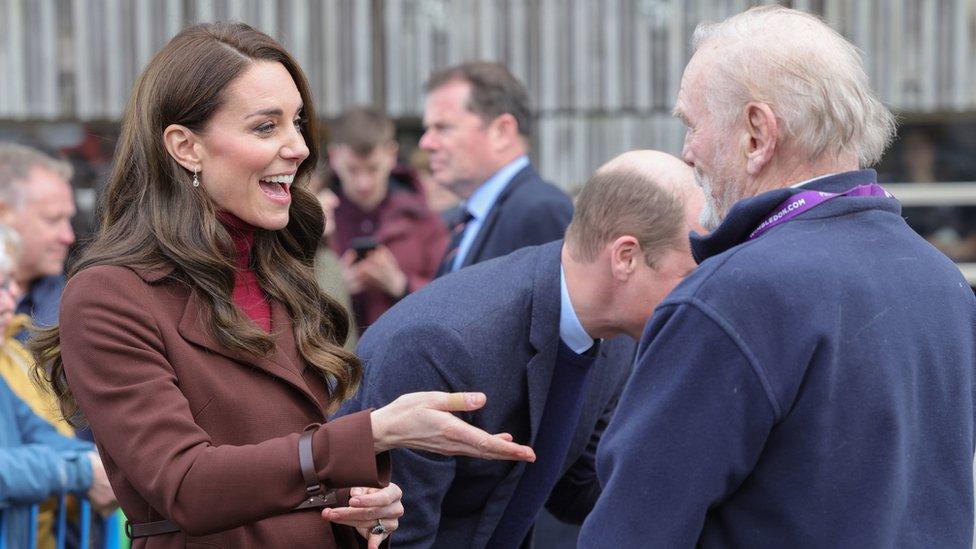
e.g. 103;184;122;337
294;488;338;510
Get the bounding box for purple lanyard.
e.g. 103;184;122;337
748;184;894;241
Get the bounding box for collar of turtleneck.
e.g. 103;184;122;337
217;211;256;271
216;211;271;332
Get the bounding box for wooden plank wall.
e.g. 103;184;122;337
0;0;973;187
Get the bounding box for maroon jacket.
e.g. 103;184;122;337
331;166;448;332
58;264;390;548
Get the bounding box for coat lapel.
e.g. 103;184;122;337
177;289;324;413
524;241;563;444
460;166;535;269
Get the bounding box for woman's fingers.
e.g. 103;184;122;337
322;501;404;524
349;483;402;508
476;433;536;461
354;524;395;549
340;518;395;529
368;532;388;549
442;417;535;461
382;391;535;461
437;391;487;412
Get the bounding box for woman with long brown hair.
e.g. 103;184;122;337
31;22;533;549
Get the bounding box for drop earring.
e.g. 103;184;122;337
192;168;200;188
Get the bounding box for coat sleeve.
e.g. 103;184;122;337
0;383;93;505
58;267;386;536
338;322;472;549
0;446;92;506
577;301;777;547
14;388;92;454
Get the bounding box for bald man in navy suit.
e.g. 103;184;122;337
339;151;704;548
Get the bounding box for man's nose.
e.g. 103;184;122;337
59;221;75;245
419;130;437;151
353;174;373;191
681;138;694;167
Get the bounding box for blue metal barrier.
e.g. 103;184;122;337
0;496;121;549
28;504;38;548
103;511;122;549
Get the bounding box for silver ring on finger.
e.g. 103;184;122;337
371;518;387;536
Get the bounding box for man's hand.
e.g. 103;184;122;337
340;250;366;295
370;392;536;461
357;246;409;298
86;452;118;517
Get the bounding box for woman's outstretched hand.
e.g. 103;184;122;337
370;392;536;462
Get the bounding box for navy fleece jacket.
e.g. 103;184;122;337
579;170;976;548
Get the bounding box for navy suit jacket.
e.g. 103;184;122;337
338;241;635;548
443;164;573;275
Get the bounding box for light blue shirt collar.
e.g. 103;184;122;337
559;264;595;354
451;155;530;271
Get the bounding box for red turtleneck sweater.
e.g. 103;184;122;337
218;212;272;332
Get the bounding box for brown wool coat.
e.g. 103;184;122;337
58;264;390;548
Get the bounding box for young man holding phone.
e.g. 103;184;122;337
328;107;448;333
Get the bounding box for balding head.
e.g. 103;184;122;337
562;150;703;340
566;150;702;268
597;150;692;193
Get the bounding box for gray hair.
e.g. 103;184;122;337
692;6;896;167
0;142;73;208
0;224;21;275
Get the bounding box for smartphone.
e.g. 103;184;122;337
349;236;379;261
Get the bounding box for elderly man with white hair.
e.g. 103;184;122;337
580;6;976;548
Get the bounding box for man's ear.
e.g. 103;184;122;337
744;102;778;176
163;124;203;172
326;144;341;167
608;235;640;281
487;113;519;151
382;140;400;165
0;199;14;225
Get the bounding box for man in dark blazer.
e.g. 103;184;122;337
419;61;574;277
338;151;704;548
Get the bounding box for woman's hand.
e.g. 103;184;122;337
321;484;403;549
370;392;536;461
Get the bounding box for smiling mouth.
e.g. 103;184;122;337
259;174;293;199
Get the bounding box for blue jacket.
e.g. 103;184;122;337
15;275;66;337
580;170;976;548
446;164;573;274
0;377;93;547
339;241;634;548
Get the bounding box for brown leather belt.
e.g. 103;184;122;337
126;426;336;539
294;424;338;509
